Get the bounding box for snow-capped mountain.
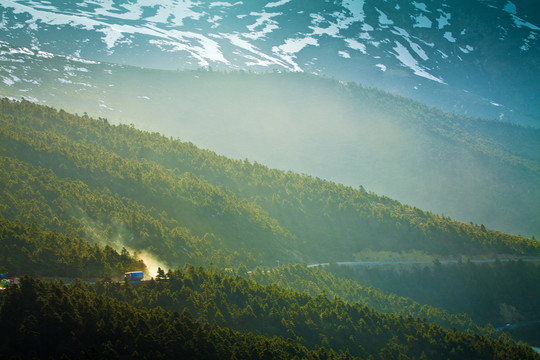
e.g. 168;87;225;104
0;0;538;126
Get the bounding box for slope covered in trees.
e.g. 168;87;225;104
0;98;537;269
1;47;539;236
1;99;539;358
251;262;540;347
0;217;145;279
1;274;538;360
0;277;354;360
327;260;540;329
248;263;485;335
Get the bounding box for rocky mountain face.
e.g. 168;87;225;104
0;0;538;126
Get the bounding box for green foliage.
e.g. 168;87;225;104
0;217;145;278
327;260;540;328
78;267;539;359
2;56;539;236
249;263;487;335
0;277;351;360
0;98;537;270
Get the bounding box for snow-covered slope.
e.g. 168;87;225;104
0;0;538;126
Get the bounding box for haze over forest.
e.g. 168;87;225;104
0;0;539;358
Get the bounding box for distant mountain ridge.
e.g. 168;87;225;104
0;0;538;126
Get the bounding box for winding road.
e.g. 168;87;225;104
307;257;540;268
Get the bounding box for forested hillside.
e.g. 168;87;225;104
1;274;538;360
327;260;540;329
1;45;539;236
1;99;540;358
249;263;486;335
1;1;538;357
0;99;538;270
0;277;356;360
0;217;145;279
249;262;540;346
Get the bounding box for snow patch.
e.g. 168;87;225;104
391;26;408;38
11;94;38;102
413;2;430;12
413;14;432;28
244;12;281;40
91;0;143;21
342;0;366;23
345;39;367;54
443;32;456;43
242;54;278;67
210;1;242;7
503;1;517;15
338;51;351;58
2;76;15;86
392;41;444;83
23;77;40;85
221;33;287;68
99;102;114;110
272;37;319;71
391;27;428;61
275;37;318;54
410;42;428;60
520;32;537;51
497;25;508;40
510;15;540;31
436;10;451;29
37;51;54;59
437;50;448;59
98;26;131;49
309;13;339;37
205;15;221;29
265;0;291;8
64;65;89;72
65;56;100;64
145;1;204;25
149;30;229;66
376;64;386;71
376;8;393;26
2;0;206;51
309;1;366;38
9;46;34;56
